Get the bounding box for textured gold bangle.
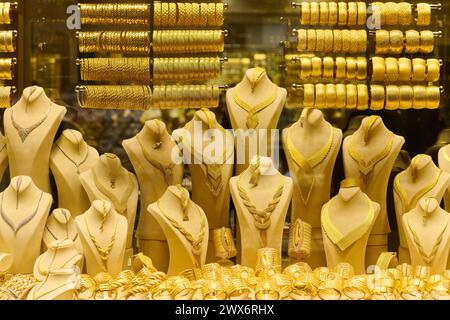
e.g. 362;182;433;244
323;57;334;79
324;29;334;52
405;30;420;54
347;2;357;26
357;2;366;25
300;57;312;79
346;84;357;109
420;30;434;54
325;84;337;108
199;3;208;26
417;3;431;26
399;85;413;109
426;59;440;82
338;2;348;26
315;29;325;52
384;2;399;25
370;85;385;110
320;2;329;26
161;2;169;27
333;29;342;53
357;30;367;52
356;57;367;80
216;3;224;27
398;58;412;82
191;3;200;27
315;84;326;108
328;2;338;26
357;84;368;110
303;84;315;108
389;30;404;55
341;29;350;53
372;2;386;26
310;2;320;25
154;2;162;27
385;57;399;83
336;84;347;109
426;86;440;109
297;29;307;52
300;2;311;25
375;30;390;54
412;58;426;82
307;29;316;51
413;85;427;109
311;57;322;78
335;57;346;80
346;57;357;80
207;3;216;27
168;3;177;26
398;2;412;25
385;85;400;110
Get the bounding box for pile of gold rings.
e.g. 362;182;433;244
303;83;369;110
0;58;13;80
371;57;440;83
78;31;150;54
370;85;440;110
77;85;152;110
80;3;150;25
152;85;220;109
0;2;12;24
79;58;151;82
0;86;12;108
0;30;15;53
154;2;224;28
375;30;435;55
371;2;432;26
296;56;367;81
298;1;367;26
297;29;367;53
153;57;221;82
153;30;224;54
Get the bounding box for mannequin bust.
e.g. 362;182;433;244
282;108;342;268
148;185;209;276
0;176;52;274
438;144;450;212
27;267;78;300
123;119;183;272
75;200;128;277
343;116;405;266
0;253;12;273
173;109;234;262
229;156;293;268
321;179;380;275
80;153;138;267
42;208;83;254
394;154;450;263
402;198;450;274
0;133;8;183
50;129;100;217
4;86;67;194
226;67;287;174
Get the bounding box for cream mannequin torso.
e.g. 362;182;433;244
438;144;450;212
0;133;8;183
402;198;450;274
226;68;287;175
282;109;342;268
321;182;380;275
0;176;52;274
75;200;128;277
50;129;99;217
42;208;83;254
4;86;67;194
79;153;138;250
229;157;293;268
27;268;78;300
148;185;209;276
394;154;450;262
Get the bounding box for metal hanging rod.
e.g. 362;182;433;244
76;57;228;66
76;84;229;93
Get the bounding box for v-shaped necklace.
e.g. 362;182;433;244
287;123;334;206
55;143;90;174
11;103;51;143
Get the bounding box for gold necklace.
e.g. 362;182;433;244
287;123;334;206
45;223;78;243
237;171;285;247
11;103;51;143
37;252;81;276
55;143;90;174
157;199;206;268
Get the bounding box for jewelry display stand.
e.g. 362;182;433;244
438;144;450;212
0;133;8;183
27;267;78;300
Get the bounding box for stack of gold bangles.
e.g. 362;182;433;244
297;56;367;81
153;57;221;82
79;3;151;25
375;30;435;55
78;31;150;54
153;30;224;54
77;85;152;110
298;1;367;26
154;2;224;28
303;83;369;110
296;29;366;53
371;57;440;83
79;58;150;82
0;30;15;52
0;57;13;80
371;2;432;26
0;86;11;108
370;85;440;110
0;2;12;24
152;85;220;109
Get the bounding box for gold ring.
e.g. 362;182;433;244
417;3;431;26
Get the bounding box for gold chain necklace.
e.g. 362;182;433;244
37;252;81;277
157;199;206;268
55;143;90;174
287;123;333;206
11;103;51;143
237;171;285;247
45;224;78;243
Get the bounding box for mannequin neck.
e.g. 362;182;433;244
417;198;440;223
242;68;272;91
244;156;279;186
192;109;219;131
408;155;439;182
7;176;37;205
95;154;125;182
19;86;50;111
337;187;363;204
52;209;71;225
57;130;88;155
162;185;192;218
89;200;114;225
140;120;172;149
296;108;328;133
354;116;390;145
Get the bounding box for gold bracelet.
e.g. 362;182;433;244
405;30;420;54
371;57;386;82
297;29;307;51
384;2;399;25
319;2;329;26
426;58;440;82
318;274;344;300
168;2;177;26
356;2;366;25
325;83;337;108
412;58;426;82
333;29;342;53
336;83;347;109
370;85;385;110
315;29;325;52
357;84;368;110
346;84;357;109
385;85;400;110
303;83;315;108
375;30;390;54
216;3;224;27
207;3;216;27
389;30;404;55
346;57;357;80
328;2;338;26
399;85;413;109
356;57;367;80
335;57;346;80
385;57;399;83
420;30;434;54
398;2;412;25
315;83;326;108
160;2;169;27
191;3;200;27
341;29;350;53
310;2;320;25
347;2;357;26
398;58;412;82
417;3;431;26
372;2;386;26
324;29;334;52
307;29;316;51
311;57;322;78
300;57;312;79
343;276;370;300
323;57;334;79
413;85;427;109
300;2;311;25
338;2;348;26
426;86;440;109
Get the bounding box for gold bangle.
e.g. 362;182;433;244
297;29;307;52
346;84;357;110
315;29;325;52
347;2;357;26
191;3;200;27
216;3;224;27
426;59;440;82
333;29;342;53
398;58;412;82
396;263;414;277
412;58;426;82
356;57;367;80
300;57;312;79
300;2;311;25
357;84;368;110
315;83;326;109
338;2;348;26
371;2;386;26
385;85;400;110
357;2;366;25
168;3;177;26
325;84;337;109
417;3;431;26
346;57;357;80
420;30;434;54
405;30;420;54
226;279;250;300
414;266;431;280
160;2;169;27
384;2;399;25
303;83;315;108
318;274;344;300
336;83;347;109
343;276;370;300
307;29;316;51
323;57;334;79
207;3;216;27
426;86;440;109
341;29;350;53
311;57;322;78
335;57;346;80
385;57;399;83
399;85;413;109
375;30;390;54
370;85;385;110
389;30;404;55
319;2;329;26
413;85;427;109
328;2;338;26
324;29;334;53
255;280;280;301
310;2;320;25
371;57;386;82
398;2;412;25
